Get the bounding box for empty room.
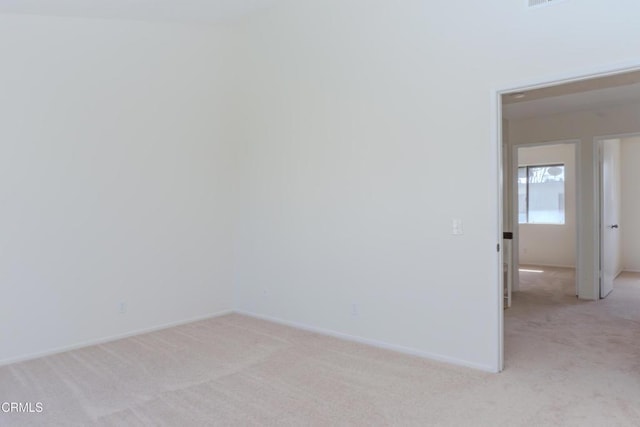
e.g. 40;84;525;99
1;0;639;425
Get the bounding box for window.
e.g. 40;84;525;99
518;164;565;224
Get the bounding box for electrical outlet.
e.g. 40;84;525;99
351;303;359;318
452;218;464;236
118;302;127;314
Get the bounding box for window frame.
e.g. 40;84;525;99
518;163;566;225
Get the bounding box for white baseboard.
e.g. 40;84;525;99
235;310;497;373
622;268;640;273
2;309;498;374
0;309;234;367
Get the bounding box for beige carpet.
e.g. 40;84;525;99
1;269;640;426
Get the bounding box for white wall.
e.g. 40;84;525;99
517;144;576;268
621;136;640;271
232;0;640;371
509;102;640;300
0;15;237;364
4;0;640;372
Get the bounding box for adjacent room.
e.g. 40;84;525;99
501;73;640;410
1;0;640;425
516;142;577;293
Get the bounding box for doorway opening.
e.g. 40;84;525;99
496;66;640;371
594;133;640;299
514;141;579;301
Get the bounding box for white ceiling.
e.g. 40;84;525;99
503;71;640;120
0;0;278;23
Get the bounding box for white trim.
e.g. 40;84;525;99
622;269;640;273
0;309;234;367
236;310;497;373
593;139;603;299
497;62;640;99
1;309;497;373
595;132;640;141
492;90;504;373
576;140;583;298
510;139;520;293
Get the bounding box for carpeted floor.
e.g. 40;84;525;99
1;268;639;426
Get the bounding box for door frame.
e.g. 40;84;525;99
593;132;640;298
512;140;581;297
493;62;640;373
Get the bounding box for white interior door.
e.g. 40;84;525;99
600;139;622;298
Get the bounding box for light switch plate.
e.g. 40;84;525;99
452;219;464;235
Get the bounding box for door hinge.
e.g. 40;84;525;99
497;244;501;252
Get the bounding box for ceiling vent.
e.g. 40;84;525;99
528;0;560;7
